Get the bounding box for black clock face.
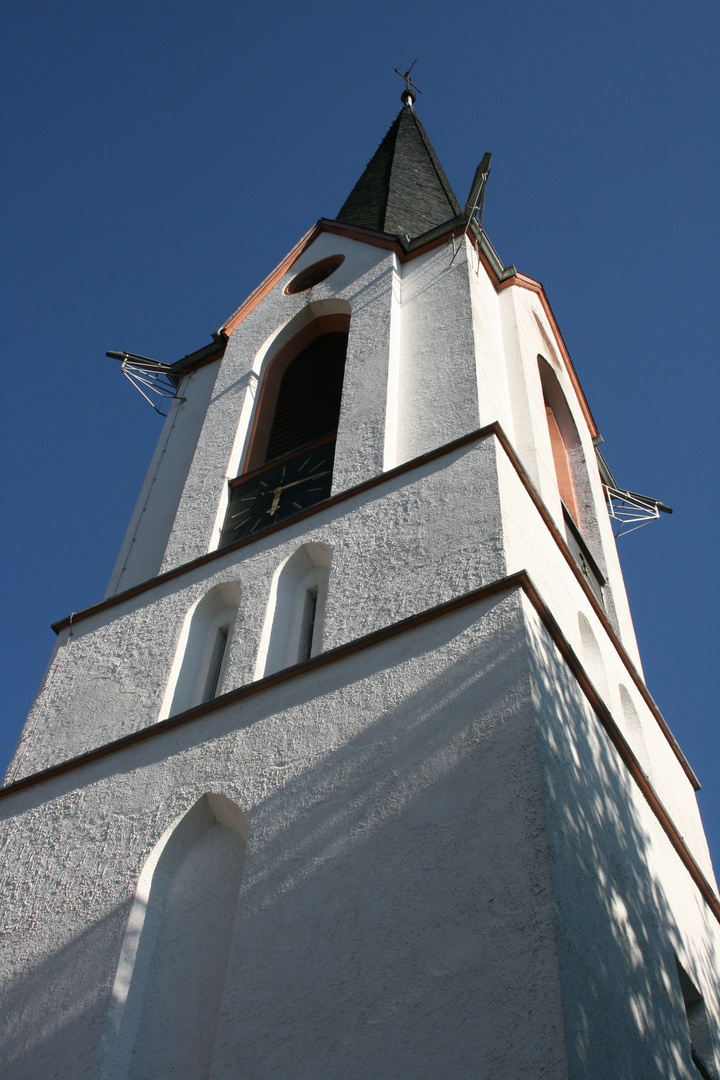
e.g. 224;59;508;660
220;440;335;547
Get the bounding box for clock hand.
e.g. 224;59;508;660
268;488;283;515
276;470;331;492
266;470;332;515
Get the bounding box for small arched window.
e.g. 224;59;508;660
220;315;349;549
256;543;331;678
162;583;241;718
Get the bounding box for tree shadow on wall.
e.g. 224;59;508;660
525;611;720;1080
3;590;718;1079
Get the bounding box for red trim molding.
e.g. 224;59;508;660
49;422;697;790
217;218;597;438
7;570;720;924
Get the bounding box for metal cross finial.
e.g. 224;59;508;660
394;60;422;105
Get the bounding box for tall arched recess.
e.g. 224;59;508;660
94;794;247;1080
219;311;350;549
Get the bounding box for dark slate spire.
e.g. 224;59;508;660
336;104;462;241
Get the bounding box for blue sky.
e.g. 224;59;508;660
2;1;718;866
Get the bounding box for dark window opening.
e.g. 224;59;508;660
285;255;345;295
219;328;348;549
202;626;228;703
299;588;318;662
265;332;347;463
563;506;605;609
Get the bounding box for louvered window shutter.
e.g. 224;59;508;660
265;332;347;463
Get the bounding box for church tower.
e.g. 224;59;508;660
2;93;718;1080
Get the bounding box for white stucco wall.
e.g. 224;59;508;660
102;227;640;688
498;284;640;661
105;362;221;598
6;438;505;781
158;233;397;574
3;588;717;1080
525;596;720;1079
0;596;571;1080
496;445;712;881
5;221;718;1080
393;243;479;464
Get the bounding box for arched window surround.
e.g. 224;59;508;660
214;301;351;553
619;684;652;780
94;793;247;1080
160;582;241;719
217;300;353;516
578;611;610;706
538;355;586;526
538;356;609;607
255;543;332;678
244;303;351;474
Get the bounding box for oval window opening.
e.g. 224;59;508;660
285;255;344;295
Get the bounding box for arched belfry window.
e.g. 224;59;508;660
264;331;347;463
220;315;349;548
539;356;581;523
539;357;606;606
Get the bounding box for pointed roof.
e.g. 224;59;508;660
336;104;461;240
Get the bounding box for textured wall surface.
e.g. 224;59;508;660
525;596;720;1079
1;596;571;1080
3;224;718;1080
6;437;504;781
2;592;717;1079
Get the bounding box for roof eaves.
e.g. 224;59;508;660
170;333;227;375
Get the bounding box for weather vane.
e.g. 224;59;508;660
394;60;422;105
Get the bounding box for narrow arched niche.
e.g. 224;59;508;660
539;356;609;611
578;611;610;704
163;582;241;718
256;542;332;678
95;794;247;1080
619;684;652;779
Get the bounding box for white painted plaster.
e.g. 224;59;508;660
8;440;506;779
106;365;219;597
499;286;640;663
157;233;397;572
395;243;479;465
1;598;574;1079
498;286;546;491
382;255;403;471
495;443;712;879
578;610;612;705
524;596;720;1078
466;239;515;438
4;215;718;1080
619;683;652;781
93;793;246;1080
